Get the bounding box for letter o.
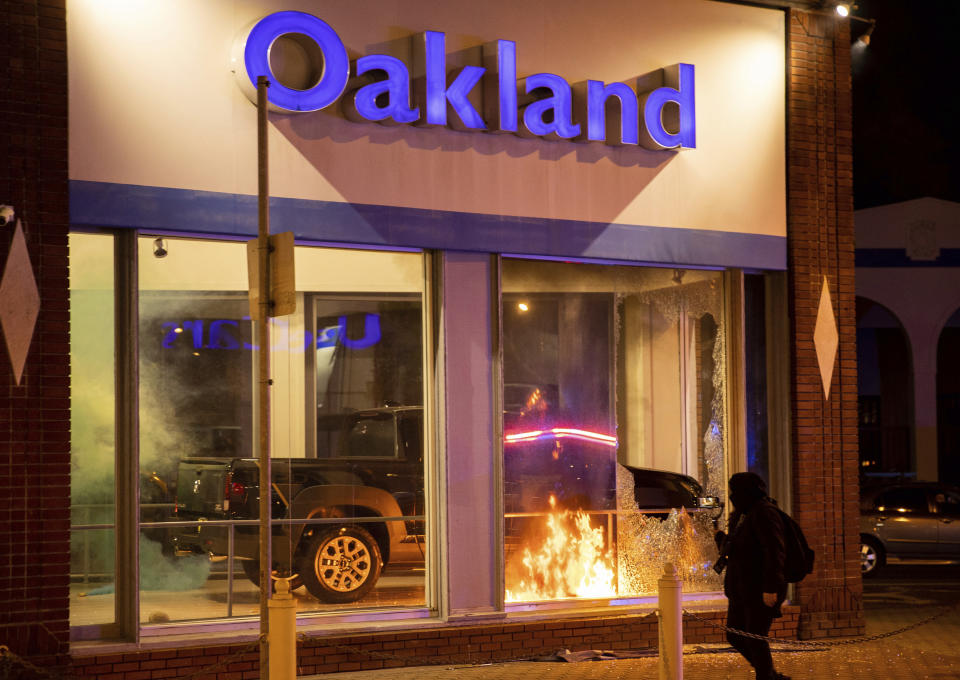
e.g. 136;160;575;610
234;11;349;113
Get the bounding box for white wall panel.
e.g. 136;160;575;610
69;0;785;238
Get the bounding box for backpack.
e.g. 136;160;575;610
777;508;815;583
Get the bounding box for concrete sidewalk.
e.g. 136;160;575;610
302;605;960;679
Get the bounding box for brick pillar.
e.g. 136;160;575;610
0;0;71;667
786;10;864;638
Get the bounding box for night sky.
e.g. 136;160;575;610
851;0;960;209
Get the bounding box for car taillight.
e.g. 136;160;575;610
224;472;247;511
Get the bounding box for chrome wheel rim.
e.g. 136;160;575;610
860;542;878;574
316;533;372;593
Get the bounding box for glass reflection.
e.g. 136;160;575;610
135;238;428;622
69;233;116;627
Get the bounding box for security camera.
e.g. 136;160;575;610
0;205;14;227
153;237;168;258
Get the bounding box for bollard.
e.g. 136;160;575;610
268;576;297;680
657;562;683;680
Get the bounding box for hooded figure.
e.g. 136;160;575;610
715;472;789;680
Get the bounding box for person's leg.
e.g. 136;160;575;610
725;599;754;662
726;596;777;679
740;600;776;679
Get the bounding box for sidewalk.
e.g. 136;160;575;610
302;605;960;679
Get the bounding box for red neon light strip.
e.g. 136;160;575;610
504;427;618;447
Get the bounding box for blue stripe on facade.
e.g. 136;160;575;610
856;248;960;268
70;180;787;270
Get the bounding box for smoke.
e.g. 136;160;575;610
70;283;228;610
139;537;211;591
70;287;117;585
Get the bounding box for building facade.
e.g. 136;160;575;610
1;0;862;676
855;197;960;483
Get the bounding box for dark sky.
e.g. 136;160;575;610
851;0;960;209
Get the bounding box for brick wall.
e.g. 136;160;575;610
786;10;865;638
0;0;72;668
70;607;801;678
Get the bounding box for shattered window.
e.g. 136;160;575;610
502;259;726;601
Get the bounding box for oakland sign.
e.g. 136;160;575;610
234;11;695;150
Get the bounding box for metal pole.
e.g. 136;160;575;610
268;579;297;680
256;74;272;680
657;562;683;680
227;525;235;618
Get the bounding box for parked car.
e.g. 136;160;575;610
860;482;960;577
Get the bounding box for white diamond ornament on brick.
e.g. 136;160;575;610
0;220;41;386
813;275;839;400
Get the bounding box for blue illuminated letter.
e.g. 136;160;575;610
522;74;580;139
161;323;180;349
482;39;517;133
346;54;419;124
414;31;486;130
340;314;381;350
639;63;696;150
585;81;639;145
316;325;341;349
209;320;241;350
241;11;349;113
186;320;204;350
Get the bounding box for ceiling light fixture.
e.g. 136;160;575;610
856;21;875;46
835;3;850;17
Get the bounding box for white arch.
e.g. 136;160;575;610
856;197;960;481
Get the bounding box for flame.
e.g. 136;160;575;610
505;509;616;602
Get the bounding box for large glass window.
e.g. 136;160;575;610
501;259;726;602
68;235;432;630
69;233;117;629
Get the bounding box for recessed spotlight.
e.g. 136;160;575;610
518;302;529;312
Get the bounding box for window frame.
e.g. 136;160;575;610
71;233;440;641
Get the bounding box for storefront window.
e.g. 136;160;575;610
502;259;725;602
133;237;427;625
132;237;426;624
69;233;116;628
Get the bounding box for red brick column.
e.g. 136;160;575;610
786;9;864;638
0;0;71;667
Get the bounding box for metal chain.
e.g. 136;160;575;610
683;603;958;648
182;637;263;680
0;646;74;680
5;604;956;679
0;638;263;680
297;633;494;669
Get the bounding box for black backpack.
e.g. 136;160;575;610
777;508;815;583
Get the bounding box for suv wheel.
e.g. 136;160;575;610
860;537;884;577
300;525;382;603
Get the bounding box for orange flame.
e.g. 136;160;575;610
505;509;616;602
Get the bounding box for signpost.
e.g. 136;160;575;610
249;74;296;680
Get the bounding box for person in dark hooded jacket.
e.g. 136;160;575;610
714;472;790;680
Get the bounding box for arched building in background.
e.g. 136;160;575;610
856;197;960;483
